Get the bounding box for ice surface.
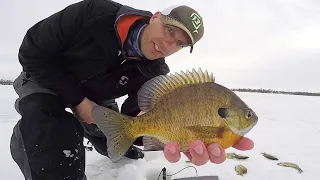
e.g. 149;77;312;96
0;85;319;179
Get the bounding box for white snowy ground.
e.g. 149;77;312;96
0;85;319;180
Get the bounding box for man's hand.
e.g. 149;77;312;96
163;137;254;166
74;97;97;124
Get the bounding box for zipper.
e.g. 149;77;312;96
78;14;132;88
78;68;108;87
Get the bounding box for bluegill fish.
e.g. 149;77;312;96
91;68;258;163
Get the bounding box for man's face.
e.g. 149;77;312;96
140;12;191;60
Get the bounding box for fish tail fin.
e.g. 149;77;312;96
91;105;136;163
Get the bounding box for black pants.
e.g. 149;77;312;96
10;72;143;180
10;93;87;180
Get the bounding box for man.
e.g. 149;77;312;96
10;0;254;179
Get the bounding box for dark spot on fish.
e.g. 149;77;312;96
218;108;228;119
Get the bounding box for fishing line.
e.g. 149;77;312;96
157;166;198;180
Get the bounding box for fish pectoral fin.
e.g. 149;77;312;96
137;68;215;112
186;126;225;138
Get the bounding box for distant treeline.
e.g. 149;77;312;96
0;79;13;85
1;79;319;97
231;88;320;97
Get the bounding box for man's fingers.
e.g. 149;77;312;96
163;142;181;163
188;140;209;166
207;143;226;164
165;137;254;165
232;137;254;151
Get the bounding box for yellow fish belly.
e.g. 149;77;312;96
130;114;243;151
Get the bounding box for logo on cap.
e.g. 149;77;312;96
190;13;202;34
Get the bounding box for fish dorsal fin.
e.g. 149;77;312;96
137;68;215;112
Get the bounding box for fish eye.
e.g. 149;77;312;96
245;110;253;119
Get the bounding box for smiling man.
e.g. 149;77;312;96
140;7;196;59
10;0;253;179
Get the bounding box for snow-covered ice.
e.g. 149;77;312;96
0;85;319;179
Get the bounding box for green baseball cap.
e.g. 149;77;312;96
160;5;204;53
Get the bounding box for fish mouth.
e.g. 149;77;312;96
218;107;258;136
234;115;258;136
230;123;256;136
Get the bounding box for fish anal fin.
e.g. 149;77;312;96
142;136;167;151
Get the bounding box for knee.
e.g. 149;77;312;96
19;93;64;115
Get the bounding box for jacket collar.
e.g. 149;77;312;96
114;5;154;61
114;6;170;76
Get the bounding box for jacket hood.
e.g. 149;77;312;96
114;5;154;61
115;5;154;21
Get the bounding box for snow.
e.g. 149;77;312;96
0;85;319;180
63;150;73;157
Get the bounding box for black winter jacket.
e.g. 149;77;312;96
18;0;170;116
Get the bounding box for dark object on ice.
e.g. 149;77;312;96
261;152;278;160
124;146;144;159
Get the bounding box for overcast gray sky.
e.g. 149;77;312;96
1;0;320;92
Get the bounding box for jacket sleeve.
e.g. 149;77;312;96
18;0;94;107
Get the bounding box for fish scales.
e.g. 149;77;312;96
129;83;240;150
